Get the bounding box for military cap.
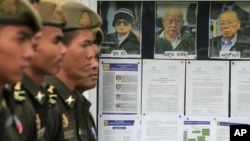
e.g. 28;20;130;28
60;1;102;31
92;27;104;46
29;0;40;3
39;0;74;4
38;0;66;27
0;0;42;33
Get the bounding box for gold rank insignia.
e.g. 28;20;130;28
14;90;26;102
14;82;25;102
47;85;54;94
1;99;7;108
49;93;57;105
14;82;22;90
62;113;69;128
36;114;41;129
79;12;91;27
47;85;57;105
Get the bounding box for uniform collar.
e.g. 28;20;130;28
22;75;46;105
74;90;92;108
44;75;77;108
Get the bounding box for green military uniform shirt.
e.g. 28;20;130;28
74;90;98;141
42;83;64;141
14;74;64;141
44;75;98;141
12;75;47;141
44;75;79;141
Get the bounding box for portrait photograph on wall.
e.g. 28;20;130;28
98;1;142;58
209;1;250;59
154;1;197;59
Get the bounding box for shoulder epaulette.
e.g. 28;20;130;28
46;85;58;105
13;82;26;102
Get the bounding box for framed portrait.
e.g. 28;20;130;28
98;1;142;58
209;2;250;59
154;1;198;59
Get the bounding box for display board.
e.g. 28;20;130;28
96;1;250;141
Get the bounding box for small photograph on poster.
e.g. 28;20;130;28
209;2;250;59
98;1;142;58
154;2;197;59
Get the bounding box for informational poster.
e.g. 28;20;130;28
154;1;197;59
98;59;141;114
98;115;141;141
142;59;185;115
95;1;250;141
98;1;142;58
209;2;250;59
231;61;250;117
186;60;229;117
141;115;183;141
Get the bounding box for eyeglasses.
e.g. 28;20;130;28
165;19;183;25
219;20;238;27
115;20;130;26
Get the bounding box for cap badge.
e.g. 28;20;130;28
0;0;17;14
79;12;91;27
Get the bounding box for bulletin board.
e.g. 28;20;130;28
96;1;250;141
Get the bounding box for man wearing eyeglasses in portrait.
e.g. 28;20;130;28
104;8;140;54
209;10;250;58
155;6;195;55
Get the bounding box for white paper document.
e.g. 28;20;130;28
142;59;185;115
141;115;183;141
231;61;250;117
98;59;141;114
186;60;229;116
98;115;141;141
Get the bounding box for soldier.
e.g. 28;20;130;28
11;0;67;141
74;27;103;141
44;1;102;141
0;0;42;140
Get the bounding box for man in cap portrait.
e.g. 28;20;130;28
44;1;103;140
104;8;140;54
0;0;42;140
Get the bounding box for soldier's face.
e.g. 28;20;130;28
75;44;99;92
62;28;96;80
0;25;34;84
29;26;67;75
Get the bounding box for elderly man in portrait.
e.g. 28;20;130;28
209;10;250;58
155;6;195;55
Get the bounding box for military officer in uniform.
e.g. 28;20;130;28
44;1;102;141
0;0;42;140
75;27;104;141
11;0;67;141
